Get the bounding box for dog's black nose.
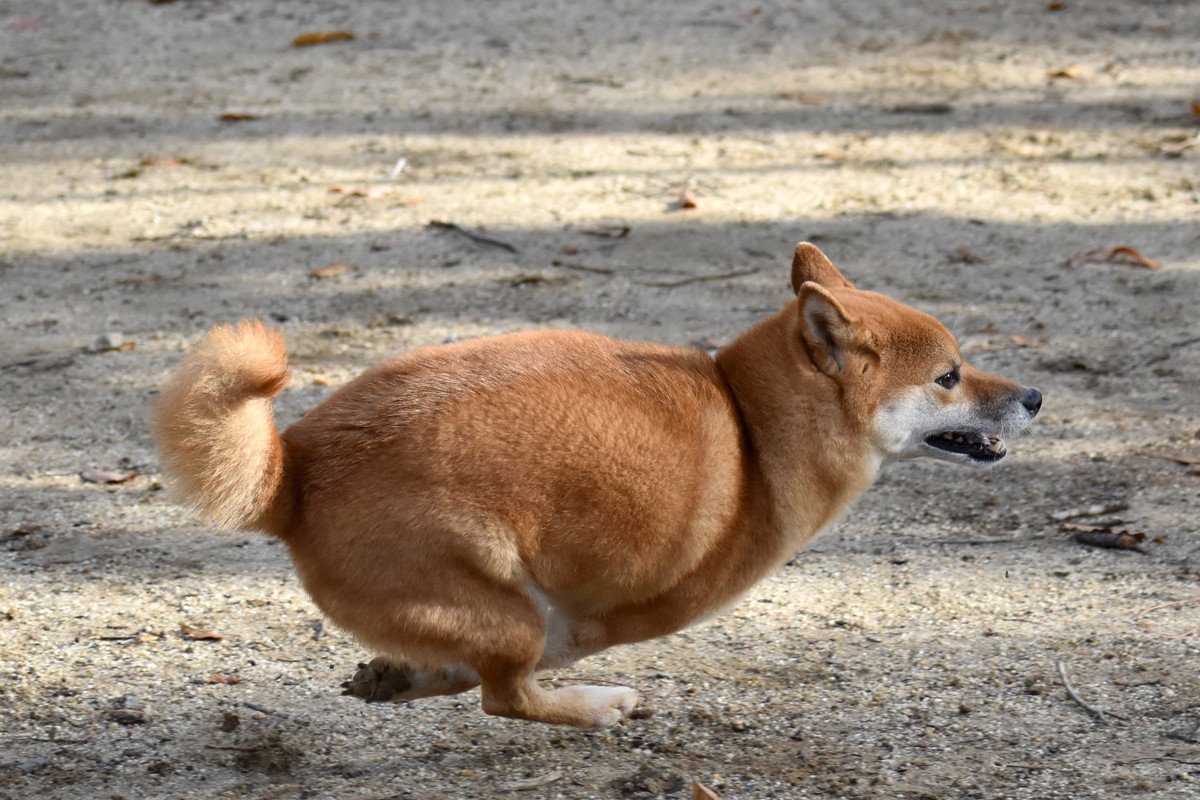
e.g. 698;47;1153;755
1022;387;1042;416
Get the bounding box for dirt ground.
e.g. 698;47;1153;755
2;1;1199;798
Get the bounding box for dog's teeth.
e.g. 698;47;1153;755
987;440;1005;453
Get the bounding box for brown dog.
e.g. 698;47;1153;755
154;243;1041;728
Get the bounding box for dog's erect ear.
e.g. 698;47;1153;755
791;242;855;294
798;281;857;376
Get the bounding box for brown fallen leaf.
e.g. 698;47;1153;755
1066;246;1161;270
1187;465;1200;477
207;673;242;685
292;31;355;47
951;245;987;264
1046;1;1066;10
677;189;699;210
328;186;421;205
693;782;721;800
970;322;998;334
138;156;191;168
1191;99;1200;118
309;261;353;279
774;91;828;105
180;623;224;641
1106;246;1161;270
1048;64;1085;81
80;468;136;484
219;113;259;122
1009;335;1042;348
1068;526;1147;552
560;245;579;255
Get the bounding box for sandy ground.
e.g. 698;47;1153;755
2;1;1199;798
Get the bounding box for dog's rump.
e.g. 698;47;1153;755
279;329;750;608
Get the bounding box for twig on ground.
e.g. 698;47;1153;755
636;269;756;288
428;220;519;254
1050;503;1128;521
549;259;615;275
1168;623;1200;640
1132;599;1192;620
1056;659;1125;722
204;744;263;752
242;701;285;717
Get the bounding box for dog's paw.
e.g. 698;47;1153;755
576;685;639;728
340;657;413;702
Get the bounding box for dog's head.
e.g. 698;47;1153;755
791;243;1041;467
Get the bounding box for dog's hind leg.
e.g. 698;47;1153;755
477;655;638;728
341;658;479;703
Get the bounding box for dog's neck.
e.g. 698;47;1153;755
715;303;881;560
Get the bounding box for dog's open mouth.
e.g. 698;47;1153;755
924;431;1006;462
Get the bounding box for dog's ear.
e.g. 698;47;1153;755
798;281;858;376
791;243;855;294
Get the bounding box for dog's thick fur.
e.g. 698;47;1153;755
154;244;1040;727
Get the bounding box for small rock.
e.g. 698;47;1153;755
18;757;48;774
107;705;146;726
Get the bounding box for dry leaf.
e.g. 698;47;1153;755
1046;1;1066;10
1187;465;1200;477
1191;99;1200;118
139;156;190;168
678;189;699;210
1106;246;1161;270
1070;528;1147;552
207;673;241;685
80;468;136;484
292;31;355;47
328;186;421;205
774;91;828;105
219;113;259;122
1009;335;1041;348
180;623;224;641
693;782;721;800
1048;65;1085;80
309;261;353;279
1067;246;1161;270
951;245;987;264
888;103;954;115
970;323;998;334
560;245;579;255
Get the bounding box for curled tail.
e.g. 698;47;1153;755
154;319;293;535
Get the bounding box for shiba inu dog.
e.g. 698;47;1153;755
154;243;1041;728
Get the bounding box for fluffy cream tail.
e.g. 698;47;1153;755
154;319;292;534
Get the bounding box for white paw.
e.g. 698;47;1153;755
576;685;639;727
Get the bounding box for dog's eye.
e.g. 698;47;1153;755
934;369;959;390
